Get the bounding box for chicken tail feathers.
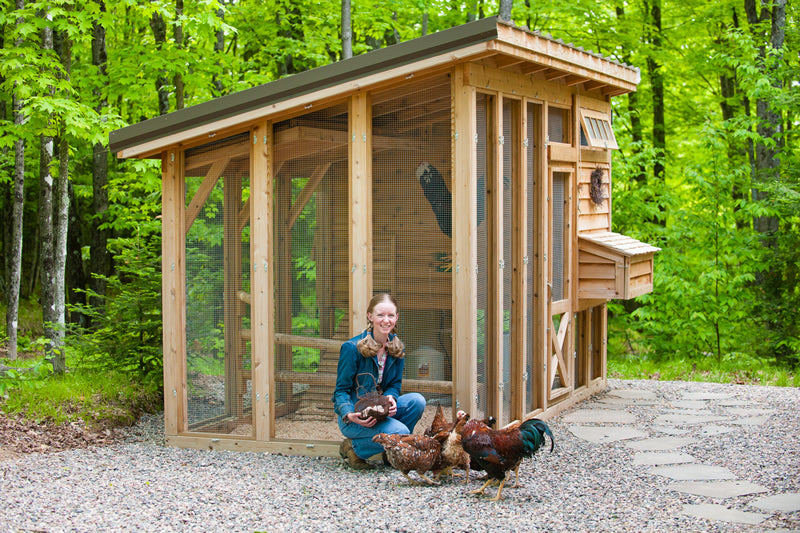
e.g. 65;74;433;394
519;418;555;455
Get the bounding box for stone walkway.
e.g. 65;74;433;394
561;385;800;529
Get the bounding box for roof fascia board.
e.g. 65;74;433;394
117;43;493;159
110;16;500;157
494;24;640;88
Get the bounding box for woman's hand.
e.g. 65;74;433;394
344;412;377;427
387;396;397;417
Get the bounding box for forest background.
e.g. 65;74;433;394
0;0;798;426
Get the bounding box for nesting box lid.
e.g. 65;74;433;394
578;231;660;258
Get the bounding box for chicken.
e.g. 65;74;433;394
436;411;471;482
461;417;554;501
424;404;449;438
372;433;442;486
354;391;392;422
416;161;486;239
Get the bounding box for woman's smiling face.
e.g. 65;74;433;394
367;300;398;338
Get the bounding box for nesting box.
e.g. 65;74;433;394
109;17;658;456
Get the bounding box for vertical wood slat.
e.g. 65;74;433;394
349;93;372;335
486;93;502;419
251;122;274;441
533;109;548;414
162;149;187;435
451;65;478;416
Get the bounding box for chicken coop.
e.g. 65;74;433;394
109;16;659;457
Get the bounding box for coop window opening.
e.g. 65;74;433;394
579;108;619;150
547;105;571;144
550;170;571;304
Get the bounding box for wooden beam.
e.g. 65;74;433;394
250;120;274;442
162;149;187;436
185;158;227;233
451;65;478;416
348;93;372;335
286;163;332;230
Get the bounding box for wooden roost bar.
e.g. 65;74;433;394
109;17;658;456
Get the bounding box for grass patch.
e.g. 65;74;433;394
1;362;162;430
608;352;800;387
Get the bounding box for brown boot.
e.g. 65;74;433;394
339;438;374;470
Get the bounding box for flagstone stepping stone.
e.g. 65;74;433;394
724;407;774;416
568;425;647;444
728;415;769;426
650;464;736;480
699;424;735;437
681;504;769;525
605;389;658;400
670;400;708;409
717;399;751;406
654;413;728;425
652;425;692;436
594;397;659;407
632;451;695;465
562;409;637;424
626;436;695;451
749;493;800;513
667;480;769;498
681;392;733;400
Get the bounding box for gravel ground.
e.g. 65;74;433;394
1;379;798;532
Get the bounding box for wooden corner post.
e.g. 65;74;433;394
162;149;187;436
452;65;478;416
349;93;373;334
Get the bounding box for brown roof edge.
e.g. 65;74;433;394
109;16;501;155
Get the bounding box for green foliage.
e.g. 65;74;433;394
608;350;799;388
1;364;162;427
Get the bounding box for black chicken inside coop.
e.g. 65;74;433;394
416;162;485;238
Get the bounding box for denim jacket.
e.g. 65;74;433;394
332;330;405;418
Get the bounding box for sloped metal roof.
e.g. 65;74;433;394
110;16;639;158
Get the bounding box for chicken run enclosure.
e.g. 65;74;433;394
109;17;659;456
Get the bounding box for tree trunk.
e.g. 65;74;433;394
645;0;666;183
7;0;26;360
39;12;58;367
213;7;225;95
174;0;184;109
615;6;645;184
90;1;110;312
498;0;513;22
745;0;784;239
66;180;87;327
341;0;352;60
49;28;72;375
150;11;170;115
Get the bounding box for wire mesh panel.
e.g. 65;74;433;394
526;102;539;413
272;103;349;441
551;172;567;302
475;92;489;419
184;131;252;436
501;100;516;421
371;74;452;406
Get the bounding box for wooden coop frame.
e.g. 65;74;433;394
110;17;658;457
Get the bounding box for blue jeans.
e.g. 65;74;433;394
338;392;426;459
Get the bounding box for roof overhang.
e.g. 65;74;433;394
110;17;640;159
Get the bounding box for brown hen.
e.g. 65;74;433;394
372;433;442;485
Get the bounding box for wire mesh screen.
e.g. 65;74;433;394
548;106;568;143
184;131;252;436
475;92;489;419
526;102;538;412
272;103;349;440
551;172;566;302
371;74;452;407
501;100;516;421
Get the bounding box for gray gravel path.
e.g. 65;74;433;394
1;379;799;532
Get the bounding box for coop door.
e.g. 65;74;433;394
549;170;573;400
183;132;254;437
